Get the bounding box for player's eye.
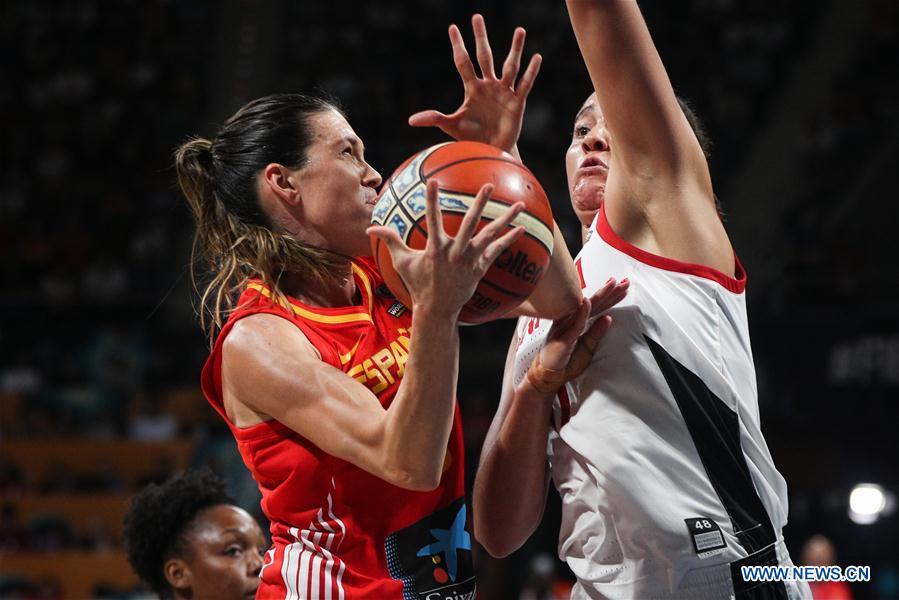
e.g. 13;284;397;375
342;146;354;156
225;545;243;557
574;125;591;138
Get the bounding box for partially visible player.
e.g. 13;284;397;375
122;468;266;600
414;9;810;599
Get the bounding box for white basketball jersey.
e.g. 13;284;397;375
512;207;807;599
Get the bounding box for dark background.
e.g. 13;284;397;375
2;0;898;598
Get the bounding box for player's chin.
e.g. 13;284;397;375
571;182;604;214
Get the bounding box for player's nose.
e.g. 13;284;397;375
582;124;610;153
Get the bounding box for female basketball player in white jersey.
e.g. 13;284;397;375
412;6;810;599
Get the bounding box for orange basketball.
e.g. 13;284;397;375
369;141;555;324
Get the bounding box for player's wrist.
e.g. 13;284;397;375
411;302;462;329
524;352;567;394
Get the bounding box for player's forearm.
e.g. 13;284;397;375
382;307;460;491
566;0;686;164
507;223;581;319
473;381;553;557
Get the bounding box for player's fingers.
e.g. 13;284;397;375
408;110;450;129
564;315;613;379
455;184;493;249
470;202;524;252
586;277;616;312
449;24;477;83
471;14;496;79
583;314;613;348
515;53;542;98
479;226;524;271
500;27;525;87
423;179;448;248
366;225;411;260
589;278;629;317
550;298;590;345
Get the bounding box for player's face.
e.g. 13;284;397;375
294;109;383;257
180;505;267;600
566;93;611;227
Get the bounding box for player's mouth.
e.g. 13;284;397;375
363;189;379;206
578;154;609;177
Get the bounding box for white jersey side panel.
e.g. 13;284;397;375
512;208;802;599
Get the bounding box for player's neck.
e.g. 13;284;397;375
285;261;360;308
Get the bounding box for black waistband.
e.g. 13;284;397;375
730;543;788;599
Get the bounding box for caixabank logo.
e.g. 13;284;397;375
385;498;476;600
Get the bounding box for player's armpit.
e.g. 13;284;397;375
221;314;422;489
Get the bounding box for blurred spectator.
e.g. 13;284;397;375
0;503;28;552
129;395;177;442
37;462;78;494
801;535;853;600
519;553;573;600
30;576;63;600
136;454;176;489
0;460;27;495
0;355;42;395
29;515;73;553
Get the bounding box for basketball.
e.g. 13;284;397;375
370;141;555;324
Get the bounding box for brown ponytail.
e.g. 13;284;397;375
174;94;347;344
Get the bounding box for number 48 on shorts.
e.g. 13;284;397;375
684;517;727;558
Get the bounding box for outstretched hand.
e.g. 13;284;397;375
408;14;541;155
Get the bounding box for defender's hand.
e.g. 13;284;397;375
527;278;629;392
409;14;541;155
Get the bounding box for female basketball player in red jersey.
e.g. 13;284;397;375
174;93;526;598
173;65;613;595
416;8;809;599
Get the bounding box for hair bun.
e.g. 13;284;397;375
196;140;214;170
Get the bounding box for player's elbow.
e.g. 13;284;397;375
388;472;440;492
474;523;521;559
473;486;539;558
384;464;442;492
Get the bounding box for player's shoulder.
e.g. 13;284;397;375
225;313;318;362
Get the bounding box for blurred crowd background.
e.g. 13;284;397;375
3;0;898;598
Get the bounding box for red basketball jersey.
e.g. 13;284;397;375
201;258;475;599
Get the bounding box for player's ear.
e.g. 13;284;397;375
164;557;193;593
261;163;302;207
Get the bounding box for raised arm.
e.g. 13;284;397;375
411;14;581;319
474;279;628;556
222;182;524;491
566;0;734;273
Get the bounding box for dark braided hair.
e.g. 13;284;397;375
122;468;234;599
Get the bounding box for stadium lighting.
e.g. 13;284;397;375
849;484;888;525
